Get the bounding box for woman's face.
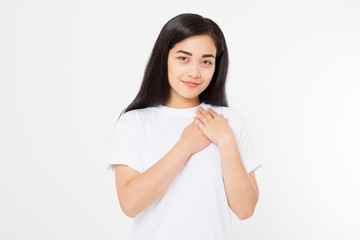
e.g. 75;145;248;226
166;34;217;107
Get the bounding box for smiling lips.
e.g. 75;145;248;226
182;81;200;87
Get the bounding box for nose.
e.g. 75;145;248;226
187;63;200;79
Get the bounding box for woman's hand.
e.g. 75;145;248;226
193;106;234;146
180;121;212;155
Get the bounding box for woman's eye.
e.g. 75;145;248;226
177;57;212;65
178;57;187;61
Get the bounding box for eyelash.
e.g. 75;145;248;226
177;57;213;65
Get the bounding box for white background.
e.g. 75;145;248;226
1;0;359;239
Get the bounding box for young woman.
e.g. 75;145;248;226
107;13;262;240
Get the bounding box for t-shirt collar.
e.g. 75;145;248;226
155;102;207;118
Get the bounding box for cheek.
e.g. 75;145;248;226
168;60;178;73
202;68;215;81
169;63;186;79
167;64;176;82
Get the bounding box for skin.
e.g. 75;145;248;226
166;34;260;219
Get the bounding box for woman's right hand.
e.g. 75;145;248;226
180;113;225;155
179;121;211;155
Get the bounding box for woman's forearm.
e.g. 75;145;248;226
218;136;258;220
124;140;191;217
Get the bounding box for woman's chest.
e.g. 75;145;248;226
141;119;223;180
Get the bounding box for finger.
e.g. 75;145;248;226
195;107;211;123
197;106;212;119
193;116;204;126
207;108;220;118
193;116;205;129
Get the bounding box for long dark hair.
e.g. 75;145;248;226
118;13;229;121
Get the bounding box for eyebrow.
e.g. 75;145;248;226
175;50;215;59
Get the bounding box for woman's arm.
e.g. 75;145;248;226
218;136;259;220
120;140;192;218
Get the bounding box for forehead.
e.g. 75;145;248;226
170;35;217;54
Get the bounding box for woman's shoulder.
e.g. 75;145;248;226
117;106;158;123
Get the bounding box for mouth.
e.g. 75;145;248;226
182;80;200;87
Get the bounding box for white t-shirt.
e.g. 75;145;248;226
106;102;262;240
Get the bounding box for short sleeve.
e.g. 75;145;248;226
231;110;262;174
106;111;144;176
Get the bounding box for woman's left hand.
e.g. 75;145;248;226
193;106;234;146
